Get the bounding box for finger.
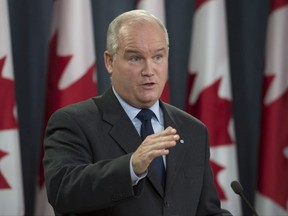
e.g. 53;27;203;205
158;126;177;136
151;139;177;151
144;148;172;166
145;131;180;145
145;127;178;142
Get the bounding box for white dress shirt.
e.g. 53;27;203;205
112;87;165;185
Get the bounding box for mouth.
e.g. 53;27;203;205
144;82;155;86
142;82;156;89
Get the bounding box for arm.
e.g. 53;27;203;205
43;109;140;214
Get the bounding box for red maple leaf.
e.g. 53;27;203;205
0;56;18;130
186;72;233;147
0;56;17;190
258;74;288;210
161;82;170;103
0;149;11;189
186;72;233;200
45;32;98;119
270;0;288;13
38;32;98;188
210;160;226;200
195;0;212;11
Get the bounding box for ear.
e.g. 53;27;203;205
104;51;114;75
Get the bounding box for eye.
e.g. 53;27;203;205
129;56;141;62
154;55;163;62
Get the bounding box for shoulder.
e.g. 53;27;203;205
48;96;102;125
52;87;115;117
161;102;205;127
49;88;120;124
57;97;99;115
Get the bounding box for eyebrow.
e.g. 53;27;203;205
124;47;167;55
124;50;141;55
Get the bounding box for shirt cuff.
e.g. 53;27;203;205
130;155;147;186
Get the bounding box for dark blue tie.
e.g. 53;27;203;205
137;109;166;188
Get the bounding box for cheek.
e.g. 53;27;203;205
113;65;139;86
120;64;141;79
157;64;168;80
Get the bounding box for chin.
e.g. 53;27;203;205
142;98;158;107
138;92;159;103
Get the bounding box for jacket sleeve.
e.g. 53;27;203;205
43;109;141;214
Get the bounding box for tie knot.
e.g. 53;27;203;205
137;109;154;122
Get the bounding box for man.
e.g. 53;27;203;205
44;10;232;216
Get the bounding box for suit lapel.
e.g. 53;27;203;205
98;88;142;154
160;103;190;195
97;90;186;197
109;116;141;154
101;90;165;196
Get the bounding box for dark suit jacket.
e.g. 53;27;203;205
44;87;232;216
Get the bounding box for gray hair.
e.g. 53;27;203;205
106;10;169;56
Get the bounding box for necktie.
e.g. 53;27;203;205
137;109;166;188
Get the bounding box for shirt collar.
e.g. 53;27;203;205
112;87;161;122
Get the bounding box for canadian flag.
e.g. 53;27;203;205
0;0;25;215
255;0;288;215
35;0;98;215
186;0;241;214
136;0;170;103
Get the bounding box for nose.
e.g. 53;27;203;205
141;59;154;76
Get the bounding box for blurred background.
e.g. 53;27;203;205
1;0;287;215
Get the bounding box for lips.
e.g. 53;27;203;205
142;82;156;89
144;82;155;86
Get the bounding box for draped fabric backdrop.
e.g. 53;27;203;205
256;0;288;215
34;0;98;215
186;0;241;214
0;0;25;214
5;0;288;215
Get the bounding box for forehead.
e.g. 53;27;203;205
117;21;167;53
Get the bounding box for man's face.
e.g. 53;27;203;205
105;21;169;108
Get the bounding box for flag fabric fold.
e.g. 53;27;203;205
256;0;288;215
136;0;166;23
0;0;25;215
186;0;241;214
35;0;98;215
